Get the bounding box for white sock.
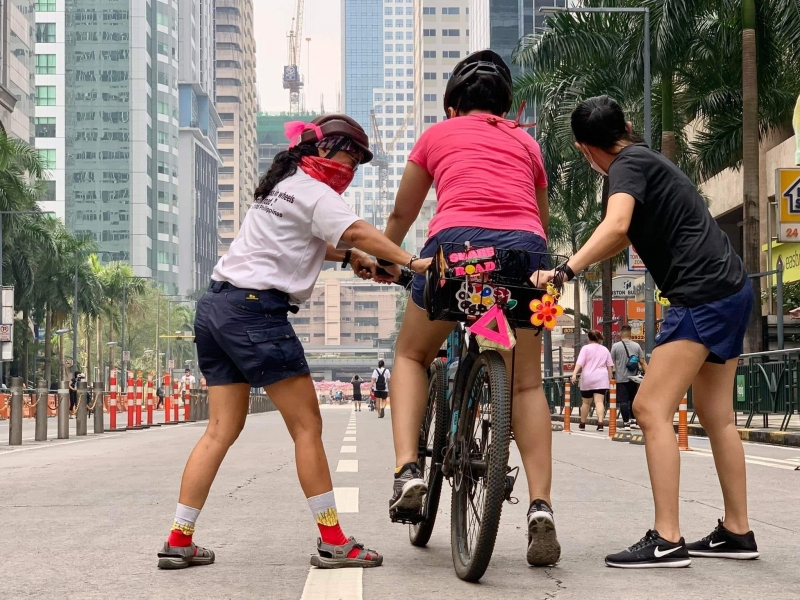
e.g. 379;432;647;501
308;491;339;527
172;503;201;535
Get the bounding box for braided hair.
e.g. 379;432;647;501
253;141;318;200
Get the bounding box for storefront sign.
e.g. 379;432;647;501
776;168;800;242
769;241;800;283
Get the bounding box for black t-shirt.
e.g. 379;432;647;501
608;143;747;307
351;380;361;396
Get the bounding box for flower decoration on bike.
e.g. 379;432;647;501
529;291;563;330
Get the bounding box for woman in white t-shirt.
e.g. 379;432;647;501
157;114;431;573
371;360;391;418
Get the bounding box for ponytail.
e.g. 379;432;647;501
254;141;318;200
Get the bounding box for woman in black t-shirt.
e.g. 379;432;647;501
535;96;758;569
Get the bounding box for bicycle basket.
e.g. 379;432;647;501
423;242;566;331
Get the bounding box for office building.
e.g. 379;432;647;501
469;0;568;68
256;111;318;177
177;0;221;296
215;0;259;256
41;2;181;292
0;0;34;143
341;0;384;134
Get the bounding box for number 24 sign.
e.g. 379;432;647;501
777;168;800;242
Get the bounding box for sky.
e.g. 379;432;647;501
255;0;342;114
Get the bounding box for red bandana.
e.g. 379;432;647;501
300;156;355;195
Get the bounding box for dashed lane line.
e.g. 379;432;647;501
301;567;362;600
340;446;357;453
336;460;358;473
333;487;359;512
343;436;356;442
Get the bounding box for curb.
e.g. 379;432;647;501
550;414;800;448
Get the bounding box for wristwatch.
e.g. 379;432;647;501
341;249;352;268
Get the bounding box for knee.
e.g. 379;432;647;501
634;399;668;431
205;418;245;448
287;412;323;443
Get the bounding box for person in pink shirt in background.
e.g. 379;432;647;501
572;330;614;432
378;50;560;568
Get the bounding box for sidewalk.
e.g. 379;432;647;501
551;411;800;447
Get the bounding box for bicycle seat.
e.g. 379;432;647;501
423;242;565;331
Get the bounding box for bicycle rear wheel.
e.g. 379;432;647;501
409;358;449;547
450;350;511;582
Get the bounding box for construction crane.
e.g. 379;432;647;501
369;108;414;228
283;0;305;114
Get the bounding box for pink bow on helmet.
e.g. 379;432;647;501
284;121;323;147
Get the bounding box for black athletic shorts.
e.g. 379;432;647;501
374;390;388;399
195;281;310;389
580;388;608;399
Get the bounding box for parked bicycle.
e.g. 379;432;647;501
390;242;564;582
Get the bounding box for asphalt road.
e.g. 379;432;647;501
2;406;799;600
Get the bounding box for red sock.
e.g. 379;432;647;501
168;529;193;548
317;523;364;559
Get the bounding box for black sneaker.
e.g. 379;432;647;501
597;424;604;432
605;530;691;568
579;422;586;431
526;499;561;566
389;462;427;522
687;519;759;560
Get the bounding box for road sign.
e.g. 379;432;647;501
776;168;800;242
627;247;646;271
0;324;10;342
122;351;130;362
168;359;175;369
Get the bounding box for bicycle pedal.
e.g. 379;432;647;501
390;509;425;525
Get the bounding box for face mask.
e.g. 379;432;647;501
581;144;608;176
299;155;355;194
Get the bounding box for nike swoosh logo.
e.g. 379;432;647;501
708;541;726;548
653;546;682;558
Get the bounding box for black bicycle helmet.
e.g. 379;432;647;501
443;49;513;117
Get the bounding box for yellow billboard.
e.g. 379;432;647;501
777;168;800;243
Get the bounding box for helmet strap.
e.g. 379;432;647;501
321;137;348;161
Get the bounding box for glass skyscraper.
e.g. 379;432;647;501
341;0;384;133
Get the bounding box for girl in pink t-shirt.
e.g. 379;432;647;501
380;50;560;568
572;330;614;432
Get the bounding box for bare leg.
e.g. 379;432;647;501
579;397;591;424
266;374;335;498
177;383;250;509
504;329;553;504
635;340;708;542
692;359;751;534
594;393;605;426
390;303;454;468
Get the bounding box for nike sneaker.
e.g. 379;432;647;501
605;530;690;568
687;519;759;559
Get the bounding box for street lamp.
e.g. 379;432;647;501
540;5;656;353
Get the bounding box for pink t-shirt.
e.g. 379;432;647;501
575;343;613;391
408;114;548;239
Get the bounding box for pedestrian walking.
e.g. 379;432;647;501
534;95;759;568
156;383;165;410
572;331;612;432
351;375;363;411
157;113;430;572
611;325;648;430
68;371;78;415
371;360;390;418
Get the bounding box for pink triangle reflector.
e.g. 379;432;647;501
468;304;514;349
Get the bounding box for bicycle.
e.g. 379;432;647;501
393;242;564;582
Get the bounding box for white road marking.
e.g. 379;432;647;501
333;487;359;512
340;446;356;453
301;567;362;600
685;447;797;471
336;460;358;473
343;436;356;442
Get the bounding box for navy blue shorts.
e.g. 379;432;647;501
194;281;310;388
654;282;754;364
410;227;548;309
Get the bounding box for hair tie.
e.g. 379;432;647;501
284;121;323;147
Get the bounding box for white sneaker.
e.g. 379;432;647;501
623;424;631;431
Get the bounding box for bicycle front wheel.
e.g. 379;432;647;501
409;358;449;547
450;350;511;582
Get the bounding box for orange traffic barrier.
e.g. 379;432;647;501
146;374;154;425
563;380;571;433
164;373;171;423
135;376;143;427
109;370;118;430
678;394;692;451
126;371;134;428
0;393;9;419
172;380;179;423
608;381;617;438
184;389;191;422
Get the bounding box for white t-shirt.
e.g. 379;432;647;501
372;368;391;390
212;170;361;303
181;374;196;390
